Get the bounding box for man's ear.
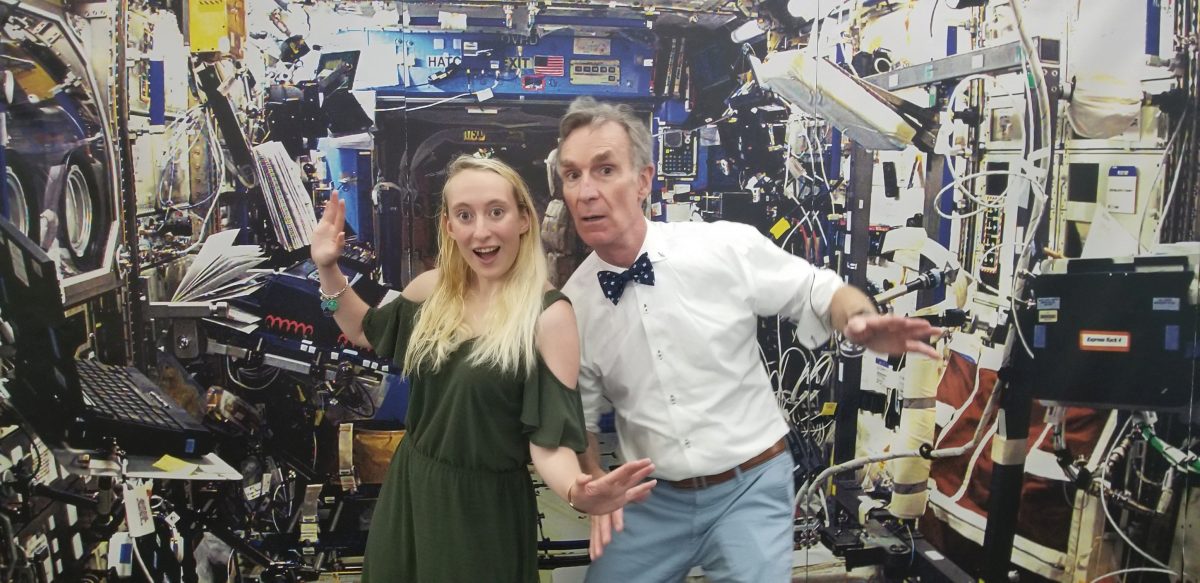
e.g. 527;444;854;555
638;164;654;204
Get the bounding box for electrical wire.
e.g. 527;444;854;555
1007;0;1052;183
1089;567;1181;583
1149;139;1190;247
130;536;154;582
1138;423;1200;474
1097;418;1176;572
933;348;984;448
1136;111;1189;251
225;355;280;391
376;79;501;113
932;169;1047;221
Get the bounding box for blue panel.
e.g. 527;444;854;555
829;129;841;181
657;100;689;125
1165;325;1180;351
52;91;86;136
357;28;654;100
355;150;375;245
932;24;958;305
375;375;410;422
318;139;371;239
1146;0;1160;56
149;59;165;126
1033;325;1046;349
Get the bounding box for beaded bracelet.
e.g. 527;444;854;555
319;279;351;317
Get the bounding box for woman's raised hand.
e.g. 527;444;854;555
312;192;346;268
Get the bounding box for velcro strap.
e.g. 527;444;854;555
338;423;359;493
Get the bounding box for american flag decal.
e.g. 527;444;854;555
534;55;565;76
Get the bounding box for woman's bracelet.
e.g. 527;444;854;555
319;278;351;316
567;482;580;513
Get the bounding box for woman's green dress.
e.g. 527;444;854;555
359;290;587;582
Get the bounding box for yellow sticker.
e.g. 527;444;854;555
770;218;791;239
152;455;198;475
1038;310;1058;323
820;402;838;416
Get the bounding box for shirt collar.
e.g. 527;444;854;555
594;219;667;271
642;219;668;263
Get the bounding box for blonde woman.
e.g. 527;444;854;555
311;155;656;582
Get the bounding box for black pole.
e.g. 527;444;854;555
115;0;147;368
832;142;874;469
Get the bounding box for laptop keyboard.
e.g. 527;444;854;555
76;361;185;431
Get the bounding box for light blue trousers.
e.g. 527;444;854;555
584;452;795;583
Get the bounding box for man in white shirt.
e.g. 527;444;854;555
557;97;940;583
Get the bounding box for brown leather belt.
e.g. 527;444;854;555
668;438;788;490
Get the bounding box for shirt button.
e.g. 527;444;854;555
656;350;663;360
683;439;691;448
669;395;677;404
643;304;649;314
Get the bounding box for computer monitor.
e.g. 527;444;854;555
0;216;85;443
316;50;361;93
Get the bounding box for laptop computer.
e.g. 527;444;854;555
0;217;213;457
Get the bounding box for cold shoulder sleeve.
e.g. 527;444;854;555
360;294;419;364
521;290;588;453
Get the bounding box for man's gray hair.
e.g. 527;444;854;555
557;97;653;172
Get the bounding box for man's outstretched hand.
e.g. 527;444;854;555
843;313;941;359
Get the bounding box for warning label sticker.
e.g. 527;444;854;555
1079;330;1131;352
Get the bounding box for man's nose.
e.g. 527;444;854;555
578;174;601;201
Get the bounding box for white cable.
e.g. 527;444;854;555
799;447;925;523
375;93;471;112
1098;475;1171;570
1007;0;1052;183
1019;56;1036;158
1098;418;1176;572
934;349;983;448
178;190;224;254
948;421;999;504
932;169;1047;221
375;80;500;113
1089;568;1181;583
809;125;831;187
930;377;1004;459
1149;144;1188;246
784;125;797;200
1136;112;1188;251
130;537;154;582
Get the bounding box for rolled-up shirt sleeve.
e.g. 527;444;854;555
728;222;845;348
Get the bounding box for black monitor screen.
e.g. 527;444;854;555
0;217;82;440
316;50;361;93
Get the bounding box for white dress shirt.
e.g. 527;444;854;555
563;219;845;481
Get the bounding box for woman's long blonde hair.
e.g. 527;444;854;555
403;156;548;377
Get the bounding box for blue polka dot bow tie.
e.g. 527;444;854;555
597;252;655;305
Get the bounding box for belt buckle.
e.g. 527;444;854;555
694;475;708;489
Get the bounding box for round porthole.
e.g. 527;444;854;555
2;152;38;241
63;161;93;257
57;150;108;271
